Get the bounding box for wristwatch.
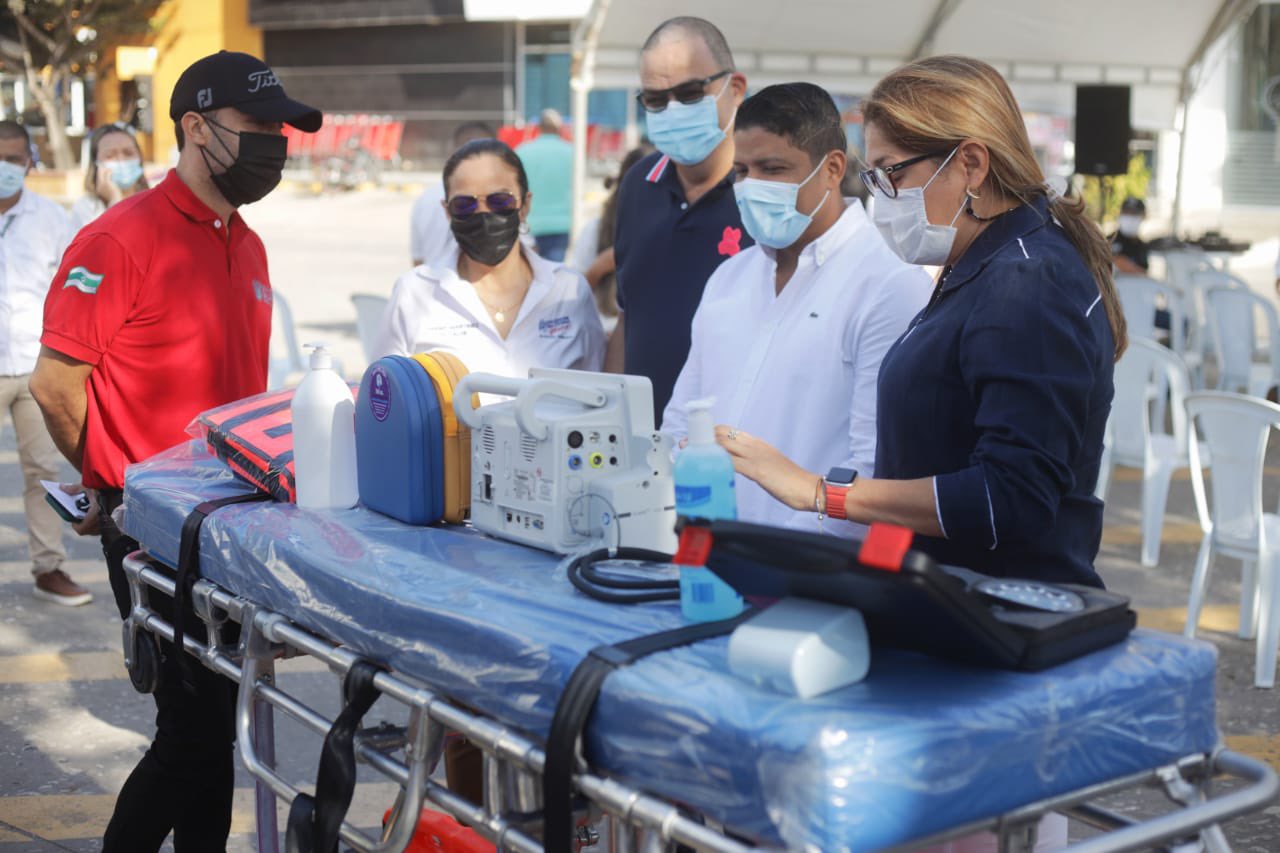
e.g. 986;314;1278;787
824;467;857;521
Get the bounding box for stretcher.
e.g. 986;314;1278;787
118;441;1278;852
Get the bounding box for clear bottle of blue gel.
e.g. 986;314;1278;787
674;399;745;622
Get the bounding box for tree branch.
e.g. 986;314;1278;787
10;7;58;56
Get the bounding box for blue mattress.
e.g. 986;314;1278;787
123;442;1220;851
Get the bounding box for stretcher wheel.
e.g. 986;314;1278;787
126;628;162;694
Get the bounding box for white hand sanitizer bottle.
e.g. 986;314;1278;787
292;342;358;509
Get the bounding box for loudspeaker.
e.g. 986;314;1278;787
1075;85;1131;176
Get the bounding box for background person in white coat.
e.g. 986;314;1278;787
0;120;87;604
662;84;931;534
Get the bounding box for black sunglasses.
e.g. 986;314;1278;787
446;191;521;218
636;70;731;113
859;149;953;199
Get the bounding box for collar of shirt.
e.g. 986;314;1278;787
758;199;870;269
426;245;566;334
649;153;736;207
0;186;37;231
942;195;1051;293
158;169;237;230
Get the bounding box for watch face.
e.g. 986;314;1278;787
827;467;857;486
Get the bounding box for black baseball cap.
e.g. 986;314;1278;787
1120;196;1146;215
169;51;322;132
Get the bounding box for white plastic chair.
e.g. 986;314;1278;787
268;291;306;389
1161;247;1210;295
1188;267;1246;367
1116;274;1175;343
1184;391;1280;688
1203;285;1280;399
1095;419;1114;502
1160;250;1211;359
1103;338;1194;566
351;293;389;363
1115;273;1200;399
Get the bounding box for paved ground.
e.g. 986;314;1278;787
4;187;1280;850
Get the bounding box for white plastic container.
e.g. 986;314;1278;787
727;598;870;698
292;343;359;509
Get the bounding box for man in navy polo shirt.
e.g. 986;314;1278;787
607;16;751;415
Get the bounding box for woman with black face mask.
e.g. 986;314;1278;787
374;139;604;376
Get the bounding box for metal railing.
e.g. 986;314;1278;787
121;551;1277;853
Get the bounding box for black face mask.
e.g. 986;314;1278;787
450;210;522;266
199;116;288;207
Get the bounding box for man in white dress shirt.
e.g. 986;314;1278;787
662;83;931;534
0;120;88;604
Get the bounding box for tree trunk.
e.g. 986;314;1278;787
26;73;75;171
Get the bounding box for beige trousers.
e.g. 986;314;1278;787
0;373;66;576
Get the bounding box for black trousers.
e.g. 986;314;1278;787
99;489;239;853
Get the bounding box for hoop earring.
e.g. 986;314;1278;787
965;187;982;200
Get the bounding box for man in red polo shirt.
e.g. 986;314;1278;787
30;51;320;851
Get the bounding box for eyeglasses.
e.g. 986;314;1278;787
636;71;731;113
859;150;953;199
446;192;521;218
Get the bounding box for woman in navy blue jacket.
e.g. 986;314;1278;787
717;56;1126;587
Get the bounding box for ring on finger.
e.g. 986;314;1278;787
726;429;739;440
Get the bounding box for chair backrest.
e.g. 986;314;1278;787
1162;248;1209;293
351;293;390;362
1185;391;1280;550
1115;274;1187;351
268;290;305;390
1111;337;1192;462
1204;285;1280;393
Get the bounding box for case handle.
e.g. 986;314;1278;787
454;374;607;439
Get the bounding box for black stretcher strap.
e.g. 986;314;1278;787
286;659;385;853
542;611;754;853
172;492;271;690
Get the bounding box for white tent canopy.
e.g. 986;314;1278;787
567;0;1259;231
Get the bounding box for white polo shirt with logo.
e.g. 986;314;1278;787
374;245;605;378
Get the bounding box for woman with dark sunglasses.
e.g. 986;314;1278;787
720;56;1125;595
374;139;604;376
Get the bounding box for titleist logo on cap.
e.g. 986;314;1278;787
247;70;280;93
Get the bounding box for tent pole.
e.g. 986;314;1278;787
570;0;612;243
571;78;589;242
1172;73;1190;238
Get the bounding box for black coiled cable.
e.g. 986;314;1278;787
566;547;680;604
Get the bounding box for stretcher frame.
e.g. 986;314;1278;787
121;550;1278;853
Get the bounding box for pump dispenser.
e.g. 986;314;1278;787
674;399;744;621
292;342;359;508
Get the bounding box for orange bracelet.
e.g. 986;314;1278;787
825;481;850;520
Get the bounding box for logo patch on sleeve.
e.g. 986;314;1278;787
62;267;104;295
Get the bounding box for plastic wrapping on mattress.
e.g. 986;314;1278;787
123;442;1220;851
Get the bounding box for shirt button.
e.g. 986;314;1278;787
680;202;688;210
213;219;222;229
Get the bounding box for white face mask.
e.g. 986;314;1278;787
1117;214;1142;237
870;148;966;266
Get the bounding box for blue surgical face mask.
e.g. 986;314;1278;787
103;158;144;190
0;161;25;199
645;76;734;166
733;157;830;249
